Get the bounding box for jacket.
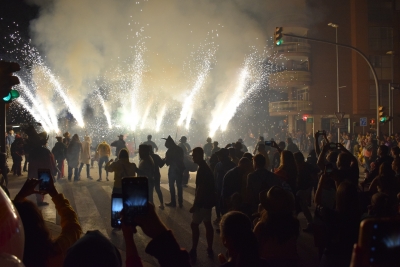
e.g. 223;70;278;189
97;142;111;157
52;142;67;161
46;193;82;267
105;158;137;188
110;139;127;156
80;139;91;165
67;141;82;168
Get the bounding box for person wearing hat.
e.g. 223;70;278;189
63;132;71;147
178;136;191;187
111;134;127;159
163;135;185;207
78;135;93;180
253;186;300;265
52;136;67;179
143;134;158;153
203;137;213;161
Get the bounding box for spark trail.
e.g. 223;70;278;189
155;104;167;132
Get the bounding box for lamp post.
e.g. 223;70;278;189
328;23;340;141
386;51;394;134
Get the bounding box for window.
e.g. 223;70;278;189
369;55;393;80
297;87;310;101
369;27;393;51
368;0;393;22
369;84;390;109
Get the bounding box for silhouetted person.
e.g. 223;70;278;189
67;134;82;182
79;135;93;180
149;145;165;209
111;134;127;158
178;136;191;186
63;131;71;147
136;145;155;203
163;135;185;208
203;137;213;160
143;134;158;153
52;136;67;179
96;141;111;181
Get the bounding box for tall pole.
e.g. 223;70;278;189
335;27;340;141
0;103;5;153
282;33;381;136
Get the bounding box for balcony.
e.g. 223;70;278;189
269;100;313;116
269;70;311;88
273;42;311;55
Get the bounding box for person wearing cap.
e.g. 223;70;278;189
78;136;93;180
253;186;300;266
142;135;158;153
203;137;213;160
238;138;248;153
188;147;215;261
111;134;127;158
163;135;185;208
178;136;191;187
213;148;236;225
52;136;67;179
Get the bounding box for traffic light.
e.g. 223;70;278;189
274;27;283;46
378;106;391;123
378;106;385;122
369;118;375;129
0;61;21;103
2;89;20;103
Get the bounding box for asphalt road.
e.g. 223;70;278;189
5;156;319;267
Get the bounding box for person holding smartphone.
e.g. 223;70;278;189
13;177;82;267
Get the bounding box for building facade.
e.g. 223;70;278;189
268;0;400;136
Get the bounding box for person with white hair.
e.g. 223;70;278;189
79;135;93;180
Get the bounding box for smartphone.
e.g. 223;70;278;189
38;169;52;192
111;193;123;228
358;218;400;267
329;142;337;149
265;141;272;146
325;163;334;175
122;177;149;224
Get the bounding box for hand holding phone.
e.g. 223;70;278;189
38;169;56;195
122;177;149;225
264;141;272;146
358;218;400;267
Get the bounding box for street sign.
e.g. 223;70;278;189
334;112;345;121
360;117;367;127
306;118;313;123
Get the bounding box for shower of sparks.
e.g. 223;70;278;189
140;100;153;130
155;104;167;132
16;76;58;132
16;97;50;132
40;65;85;127
97;93;112;129
177;43;216;129
129;42;146;131
209;67;249;137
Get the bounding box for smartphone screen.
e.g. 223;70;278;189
265;141;272;146
38;169;52;192
359;218;400;267
111;193;123;228
122;177;149;224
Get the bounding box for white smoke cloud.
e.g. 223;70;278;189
27;0;310;138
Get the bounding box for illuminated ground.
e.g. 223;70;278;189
6;158;319;267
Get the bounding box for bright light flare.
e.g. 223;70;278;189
155;104;167;132
97;93;112;129
140;100;153;130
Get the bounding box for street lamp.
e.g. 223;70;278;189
386;51;394;134
328;22;340;141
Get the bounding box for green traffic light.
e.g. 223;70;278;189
276;40;283;46
2;89;19;103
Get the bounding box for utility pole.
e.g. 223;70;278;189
0;103;5;153
281;33;381;136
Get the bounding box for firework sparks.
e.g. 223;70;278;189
155;104;167;132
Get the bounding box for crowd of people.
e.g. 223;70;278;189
1;121;400;266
